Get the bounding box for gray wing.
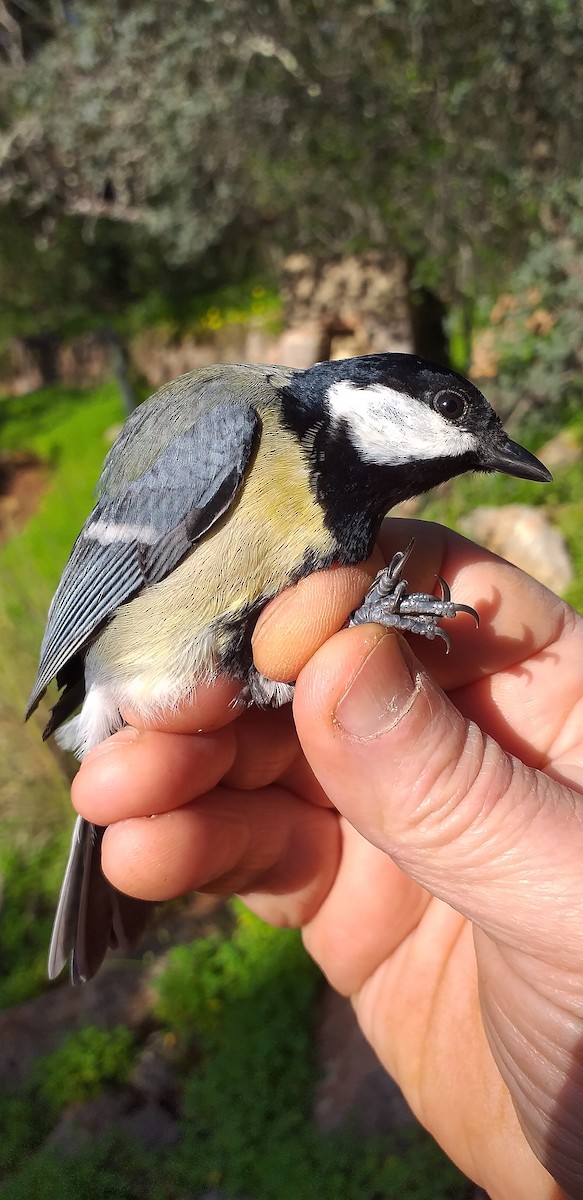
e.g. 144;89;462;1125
27;399;260;716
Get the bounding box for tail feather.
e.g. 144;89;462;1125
48;815;152;984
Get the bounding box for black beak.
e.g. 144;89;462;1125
485;436;553;484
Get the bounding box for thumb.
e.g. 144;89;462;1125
292;625;582;959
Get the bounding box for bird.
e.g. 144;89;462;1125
27;353;552;983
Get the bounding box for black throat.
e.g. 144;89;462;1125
315;423;477;562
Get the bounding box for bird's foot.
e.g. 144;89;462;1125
349;539;479;651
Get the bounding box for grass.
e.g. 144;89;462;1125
0;381;125;1001
0;380;124;711
1;383;124;628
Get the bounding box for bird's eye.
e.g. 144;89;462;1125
433;390;466;421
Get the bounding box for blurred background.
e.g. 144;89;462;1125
1;2;582;1196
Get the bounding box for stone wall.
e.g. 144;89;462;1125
0;252;414;396
280;250;413;359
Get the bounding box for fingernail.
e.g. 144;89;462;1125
88;727;142;757
334;633;418;739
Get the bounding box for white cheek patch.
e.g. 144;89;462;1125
326;381;477;466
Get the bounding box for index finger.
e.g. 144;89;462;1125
120;675;243;734
252;518;569;693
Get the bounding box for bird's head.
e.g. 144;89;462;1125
308;353;549;480
282;353;551;550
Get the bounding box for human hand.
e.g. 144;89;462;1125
72;520;583;1200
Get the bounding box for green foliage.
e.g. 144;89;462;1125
1;1129;466;1200
0;1095;47;1176
157;904;467;1200
482;179;583;420
2;904;468;1199
2;0;583;339
0;382;123;695
173;1091;466;1200
154;901;316;1042
122;280;282;341
0;206;153;345
33;1027;136;1112
1;1135;160;1200
160;916;321;1194
0;383;125;1008
0;839;68;1007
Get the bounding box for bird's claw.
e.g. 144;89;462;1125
349;540;479;649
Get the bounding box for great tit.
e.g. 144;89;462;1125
27;353;551;983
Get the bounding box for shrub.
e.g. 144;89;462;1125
33;1026;136;1112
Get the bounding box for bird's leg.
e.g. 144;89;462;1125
241;668;296;708
349;539;479;651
